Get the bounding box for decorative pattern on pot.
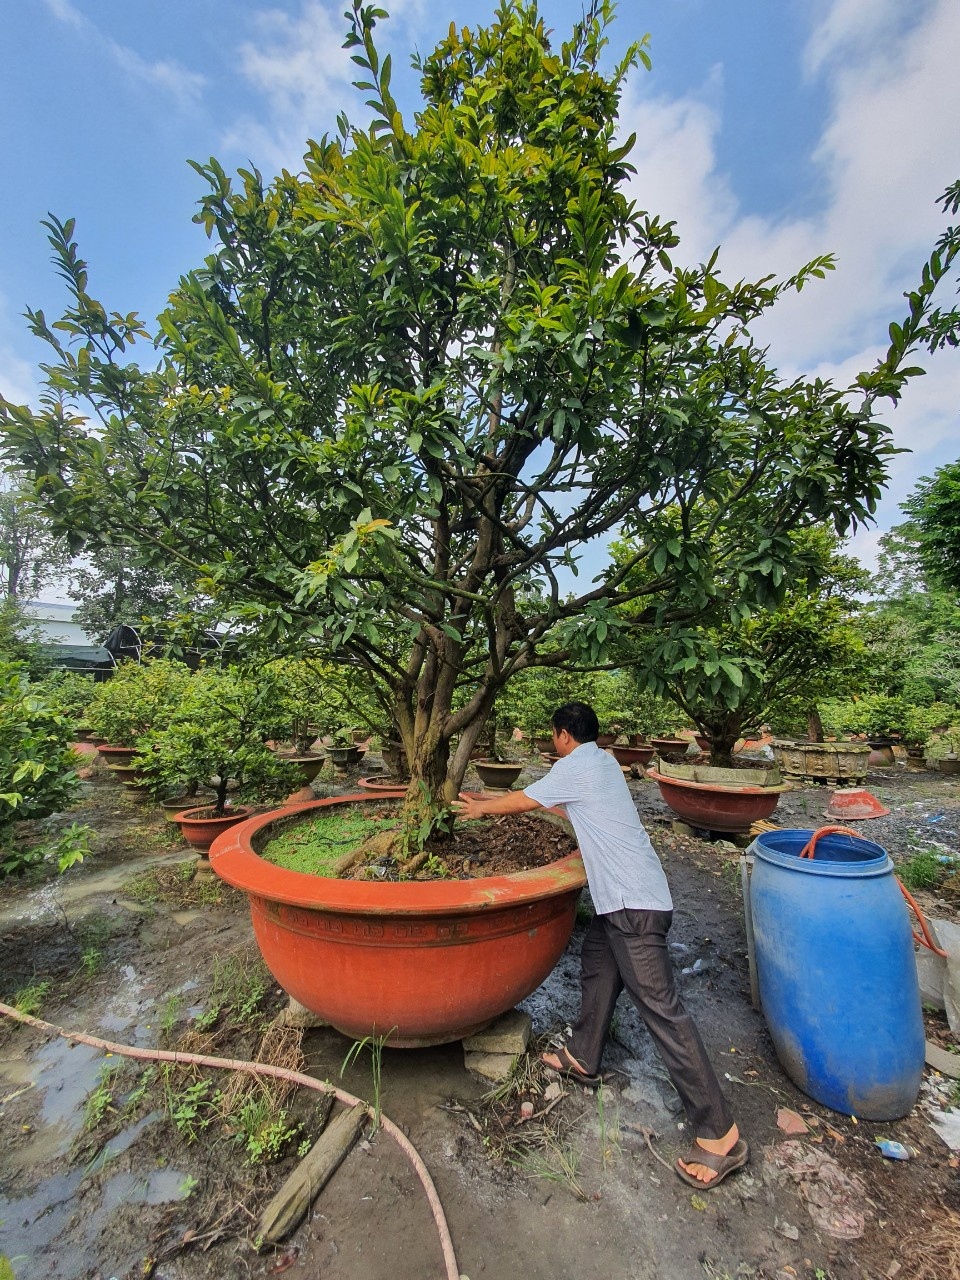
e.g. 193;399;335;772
772;740;870;786
208;794;587;1047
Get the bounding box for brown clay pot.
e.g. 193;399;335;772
97;744;138;766
357;775;407;795
609;745;655;768
175;805;253;852
474;759;524;791
647;768;790;832
277;752;326;783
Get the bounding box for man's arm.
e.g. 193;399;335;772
452;790;543;820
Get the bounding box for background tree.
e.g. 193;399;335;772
854;523;960;708
0;661;80;870
0;2;935;849
67;545;183;645
0;469;69;600
902;461;960;596
888;177;960;593
609;529;870;764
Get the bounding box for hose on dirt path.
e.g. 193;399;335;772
799;825;949;957
0;1001;462;1280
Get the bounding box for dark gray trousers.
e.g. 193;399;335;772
567;908;734;1140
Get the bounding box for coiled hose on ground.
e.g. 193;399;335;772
0;1001;462;1280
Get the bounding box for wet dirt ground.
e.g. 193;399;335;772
1;753;958;1280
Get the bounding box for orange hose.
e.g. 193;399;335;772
0;1002;461;1280
799;825;948;957
798;825;862;858
896;880;949;958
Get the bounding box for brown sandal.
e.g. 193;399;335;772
539;1045;602;1089
675;1137;749;1189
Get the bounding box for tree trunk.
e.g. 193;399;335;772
699;712;743;769
806;708;825;743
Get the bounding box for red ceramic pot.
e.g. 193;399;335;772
823;788;890;820
596;733;617;747
357;775;407;795
647;769;790;833
866;740;896;768
694;735;711;753
209;794;587;1047
175;805;253;852
651;738;689;754
609;745;655;768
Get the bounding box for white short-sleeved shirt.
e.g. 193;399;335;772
524;741;673;915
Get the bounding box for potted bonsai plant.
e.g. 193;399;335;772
37;670;100;741
134;667;303;852
87;658;192;765
256;658;329;781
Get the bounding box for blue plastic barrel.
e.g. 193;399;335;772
749;828;924;1120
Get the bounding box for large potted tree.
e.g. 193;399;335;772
1;3;942;1041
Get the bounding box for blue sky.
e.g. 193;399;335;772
2;0;959;588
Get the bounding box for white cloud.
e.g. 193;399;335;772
0;347;37;410
803;0;929;75
224;0;429;171
107;41;207;111
616;0;960;570
0;292;38;409
42;0;84;29
620;85;737;264
224;1;373;169
619;0;960;368
42;0;206;112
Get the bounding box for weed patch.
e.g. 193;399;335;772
897;849;942;892
84;1063;121;1131
261;804;398;876
193;949;269;1034
12;978;51;1016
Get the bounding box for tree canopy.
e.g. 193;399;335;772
0;1;939;828
902;461;960;595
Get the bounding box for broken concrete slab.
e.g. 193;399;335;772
925;1039;960;1079
462;1008;531;1055
278;997;330;1029
464;1050;518;1082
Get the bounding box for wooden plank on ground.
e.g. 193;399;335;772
257;1101;367;1246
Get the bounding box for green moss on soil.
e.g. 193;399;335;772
261;807;400;876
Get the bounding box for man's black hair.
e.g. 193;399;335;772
551;701;600;743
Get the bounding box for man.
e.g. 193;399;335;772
452;701;747;1189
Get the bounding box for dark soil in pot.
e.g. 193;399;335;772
258;804;576;881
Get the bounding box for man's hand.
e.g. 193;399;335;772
452;790;541;820
451;792;496;820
